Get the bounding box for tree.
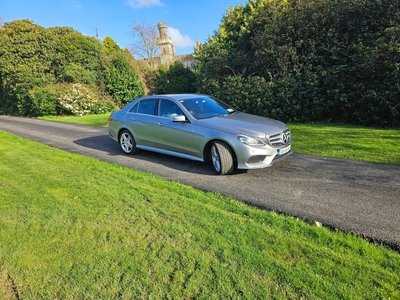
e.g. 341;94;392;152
103;53;145;106
0;20;54;115
0;19;144;116
196;0;400;127
103;36;121;54
149;61;197;94
195;0;270;81
129;21;159;67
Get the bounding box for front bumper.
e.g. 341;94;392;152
234;142;293;170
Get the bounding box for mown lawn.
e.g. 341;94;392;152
0;130;399;299
288;123;400;165
39;113;111;127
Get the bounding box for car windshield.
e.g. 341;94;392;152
179;97;236;119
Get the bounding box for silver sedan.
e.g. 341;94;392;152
108;94;292;175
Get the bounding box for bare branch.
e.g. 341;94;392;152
129;21;159;67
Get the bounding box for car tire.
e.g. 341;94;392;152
211;141;234;175
119;130;139;155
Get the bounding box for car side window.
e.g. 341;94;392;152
137;99;157;115
129;103;138;113
159;100;183;119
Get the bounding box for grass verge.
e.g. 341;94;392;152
0;130;399;299
39;113;111;127
288;123;400;165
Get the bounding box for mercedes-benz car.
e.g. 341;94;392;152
108;94;292;175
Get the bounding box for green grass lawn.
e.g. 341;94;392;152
288;123;400;165
0;131;400;299
0;128;399;298
39;113;111;127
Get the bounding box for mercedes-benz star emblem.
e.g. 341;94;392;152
281;133;288;144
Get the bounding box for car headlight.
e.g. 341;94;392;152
236;134;266;146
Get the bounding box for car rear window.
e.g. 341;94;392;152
134;99;157;115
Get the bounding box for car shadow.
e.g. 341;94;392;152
73;134;122;155
73;134;237;176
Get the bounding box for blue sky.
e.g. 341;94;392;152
0;0;247;55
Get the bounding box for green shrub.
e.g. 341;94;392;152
60;63;97;85
149;62;197;94
103;54;144;106
26;83;115;116
199;75;298;122
0;20;140;116
196;0;400;127
27;84;61;116
57;83;115;116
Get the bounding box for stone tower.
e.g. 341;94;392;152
157;22;176;66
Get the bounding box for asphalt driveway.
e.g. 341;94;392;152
1;116;399;250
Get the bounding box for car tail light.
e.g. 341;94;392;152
108;115;113;122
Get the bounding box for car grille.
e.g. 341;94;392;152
268;129;291;147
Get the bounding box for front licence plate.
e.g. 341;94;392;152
277;145;291;155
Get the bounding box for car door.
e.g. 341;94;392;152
124;98;158;148
155;99;195;157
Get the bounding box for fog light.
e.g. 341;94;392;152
246;155;266;164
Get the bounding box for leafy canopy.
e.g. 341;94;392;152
0;20;144;116
196;0;400;127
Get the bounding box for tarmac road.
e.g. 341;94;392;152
1;116;399;250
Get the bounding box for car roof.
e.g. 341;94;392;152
147;94;209;101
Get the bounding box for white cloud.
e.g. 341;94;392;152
125;0;166;8
167;27;195;48
68;0;82;8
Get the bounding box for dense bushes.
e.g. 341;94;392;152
148;61;197;94
26;84;115;116
196;0;400;127
1;0;399;127
103;53;144;106
0;20;144;117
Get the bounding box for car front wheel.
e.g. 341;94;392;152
211;141;234;175
119;130;139;154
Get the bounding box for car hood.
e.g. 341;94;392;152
196;112;288;136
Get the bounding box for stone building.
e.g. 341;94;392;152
157;22;176;66
156;22;197;68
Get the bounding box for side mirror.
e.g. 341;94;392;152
172;115;187;122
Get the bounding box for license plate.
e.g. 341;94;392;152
277;145;291;155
